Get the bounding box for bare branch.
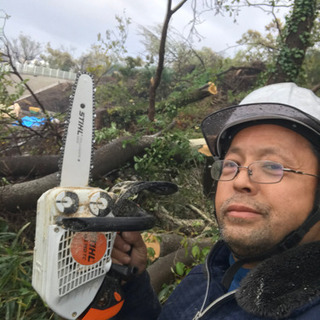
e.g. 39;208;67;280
172;0;189;13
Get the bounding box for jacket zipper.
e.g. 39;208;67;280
192;290;237;319
192;246;237;320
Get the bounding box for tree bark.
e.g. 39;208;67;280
0;155;59;178
91;136;155;178
154;233;187;257
267;0;317;83
0;135;156;212
0;172;59;212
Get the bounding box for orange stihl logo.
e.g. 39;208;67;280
70;232;107;265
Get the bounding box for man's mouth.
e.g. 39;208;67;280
225;204;262;219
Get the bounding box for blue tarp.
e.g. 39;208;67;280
15;116;47;127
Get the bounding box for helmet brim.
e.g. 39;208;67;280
201;103;320;158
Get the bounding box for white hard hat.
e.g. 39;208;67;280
241;82;320;119
201;82;320;158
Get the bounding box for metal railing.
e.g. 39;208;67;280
2;63;77;81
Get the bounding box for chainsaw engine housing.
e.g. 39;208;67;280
32;187;116;319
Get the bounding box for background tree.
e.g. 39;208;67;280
41;44;77;71
78;44;114;84
97;12;131;62
147;0;188;121
304;48;320;87
79;12;131;85
236;20;283;63
267;0;318;83
10;33;42;65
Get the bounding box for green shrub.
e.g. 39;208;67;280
95;122;130;144
134;132;205;180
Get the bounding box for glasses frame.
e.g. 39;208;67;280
211;159;320;184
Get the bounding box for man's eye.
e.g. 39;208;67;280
222;161;238;172
223;161;237;168
262;162;283;172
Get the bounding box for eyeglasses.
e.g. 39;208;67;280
211;160;320;184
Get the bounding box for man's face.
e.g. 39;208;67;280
215;124;319;258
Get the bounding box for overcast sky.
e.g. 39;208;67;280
1;0;286;59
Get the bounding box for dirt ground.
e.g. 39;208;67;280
6;74;73;114
16;81;73;114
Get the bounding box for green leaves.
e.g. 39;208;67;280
0;220;55;319
175;261;186;276
95;122;129;144
157;236;214;305
191;244;201;260
158;283;176;305
134;132;204;180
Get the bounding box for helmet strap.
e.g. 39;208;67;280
278;205;320;251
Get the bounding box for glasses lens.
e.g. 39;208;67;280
211;160;237;181
250;161;284;183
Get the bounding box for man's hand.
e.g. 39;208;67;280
112;231;147;275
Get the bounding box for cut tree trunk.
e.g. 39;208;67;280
157;82;218;111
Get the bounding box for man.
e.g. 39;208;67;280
112;82;320;319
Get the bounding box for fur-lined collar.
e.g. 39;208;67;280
236;241;320;319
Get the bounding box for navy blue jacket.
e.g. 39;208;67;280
116;240;320;319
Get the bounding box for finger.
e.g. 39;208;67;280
111;246;131;265
113;233;132;252
120;231;144;246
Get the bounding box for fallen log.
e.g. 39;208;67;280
0;155;59;178
144;232;194;260
0;135;156;212
0;172;59;213
92;136;155;178
144;232;217;259
147;238;214;294
154;205;214;234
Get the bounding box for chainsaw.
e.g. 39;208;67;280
32;73;178;320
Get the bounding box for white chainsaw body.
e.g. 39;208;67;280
31;72;177;320
32;186;116;319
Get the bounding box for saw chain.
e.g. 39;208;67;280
32;73;178;320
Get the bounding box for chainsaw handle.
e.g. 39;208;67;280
109;263;138;281
57;215;156;232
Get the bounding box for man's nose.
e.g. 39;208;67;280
233;166;254;192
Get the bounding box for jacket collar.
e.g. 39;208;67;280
235;241;320;319
205;240;320;319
